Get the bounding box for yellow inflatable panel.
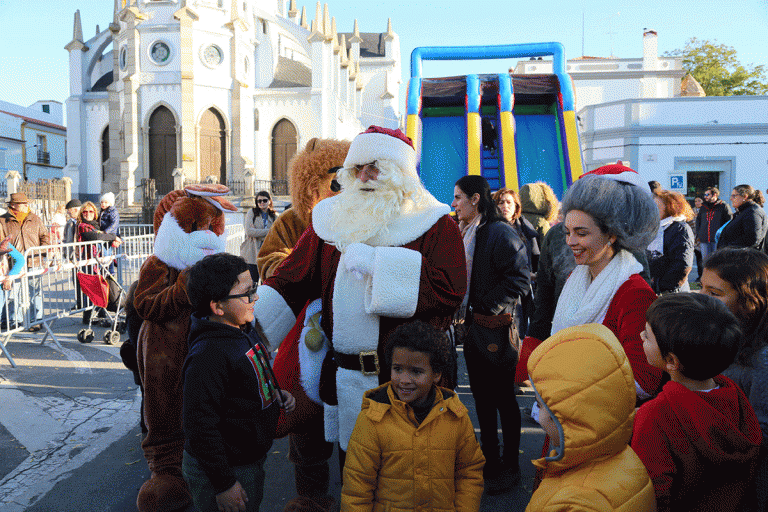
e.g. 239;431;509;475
466;112;481;176
562;110;583;182
499;111;519;191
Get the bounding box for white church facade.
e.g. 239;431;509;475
65;0;401;204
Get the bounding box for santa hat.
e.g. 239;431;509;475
343;126;417;176
580;162;649;193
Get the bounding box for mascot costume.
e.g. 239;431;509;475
258;138;350;512
253;126;467;473
135;184;237;512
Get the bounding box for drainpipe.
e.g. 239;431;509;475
20;121;27;180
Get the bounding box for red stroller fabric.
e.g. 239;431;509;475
77;272;110;309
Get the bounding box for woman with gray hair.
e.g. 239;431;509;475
520;164;664;401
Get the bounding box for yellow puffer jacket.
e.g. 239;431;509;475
526;324;657;512
342;383;485;512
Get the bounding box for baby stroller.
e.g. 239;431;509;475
76;258;127;345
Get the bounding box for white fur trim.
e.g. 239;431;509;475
252;285;296;350
366;246;421;318
324;404;339;444
298;299;327;405
331;255;379;354
344;132;416;178
153;212;226;270
336;369;379;450
312;195;450;248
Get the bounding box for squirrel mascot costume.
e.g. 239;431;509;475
135;184;237;512
257;137;350;512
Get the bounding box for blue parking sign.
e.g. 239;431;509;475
670;175;685;191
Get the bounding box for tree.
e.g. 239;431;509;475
665;38;768;96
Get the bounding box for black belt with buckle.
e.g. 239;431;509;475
334;350;380;376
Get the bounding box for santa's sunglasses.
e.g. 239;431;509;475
329;166;342;192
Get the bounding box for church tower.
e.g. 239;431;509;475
66;0;401;204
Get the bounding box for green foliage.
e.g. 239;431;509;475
665;38;768;96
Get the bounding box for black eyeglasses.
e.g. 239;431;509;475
222;284;258;303
257;199;269;204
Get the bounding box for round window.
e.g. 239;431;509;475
202;44;223;67
119;47;127;71
149;41;172;65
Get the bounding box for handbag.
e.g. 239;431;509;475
465;310;519;367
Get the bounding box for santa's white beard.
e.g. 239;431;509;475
328;179;403;250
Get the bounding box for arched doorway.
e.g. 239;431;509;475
271;119;296;195
148;106;177;195
101;126;109;182
200;108;226;184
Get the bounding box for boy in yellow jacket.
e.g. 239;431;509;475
341;320;485;511
526;324;657;511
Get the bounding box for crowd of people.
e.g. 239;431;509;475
154;124;765;512
13;125;760;512
0;192;122;331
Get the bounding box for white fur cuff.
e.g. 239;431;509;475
253;285;296;350
366;246;421;318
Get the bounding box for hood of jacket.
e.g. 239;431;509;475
656;376;762;464
528;323;636;473
520;182;558;222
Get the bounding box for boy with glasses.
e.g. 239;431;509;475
183;253;295;512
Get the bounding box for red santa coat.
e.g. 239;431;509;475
254;196;466;449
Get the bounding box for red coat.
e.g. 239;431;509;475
632;375;762;512
519;274;663;395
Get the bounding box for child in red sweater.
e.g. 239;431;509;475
632;293;762;512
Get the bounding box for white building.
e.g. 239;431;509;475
515;30;768;198
0;100;67;182
65;0;401;204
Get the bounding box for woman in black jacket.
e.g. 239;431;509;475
647;190;695;294
452;175;530;495
492;187;539;337
718;184;768;250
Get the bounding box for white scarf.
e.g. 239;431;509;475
551;249;642;335
647;216;685;257
456;214;482;322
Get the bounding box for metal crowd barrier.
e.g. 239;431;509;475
0;225;246;367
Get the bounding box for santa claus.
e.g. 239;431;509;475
253;126;467;452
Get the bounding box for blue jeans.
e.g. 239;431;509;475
8;276;42;325
700;242;718;263
182;450;266;512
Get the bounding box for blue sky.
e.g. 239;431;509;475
1;0;766;119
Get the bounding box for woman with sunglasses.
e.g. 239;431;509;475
241;191;277;283
76;201;122;323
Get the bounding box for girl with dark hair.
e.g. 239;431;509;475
717;184;768;250
647;190;695;294
452;175;530;495
241;190;278;282
701;247;768;511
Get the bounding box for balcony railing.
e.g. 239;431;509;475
36;150;50;165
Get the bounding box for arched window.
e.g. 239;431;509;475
200;108;226;185
148;106;177;195
271;119;296;195
101;126;109;182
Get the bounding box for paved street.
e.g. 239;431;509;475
0;313;545;511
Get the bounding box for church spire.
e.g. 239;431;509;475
73;9;84;43
300;6;308;29
65;10;89;51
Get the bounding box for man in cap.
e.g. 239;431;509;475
0;192;50;331
253;126;467;457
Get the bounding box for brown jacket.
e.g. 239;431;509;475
0;211;50;267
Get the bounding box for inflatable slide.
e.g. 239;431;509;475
406;42;583;204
